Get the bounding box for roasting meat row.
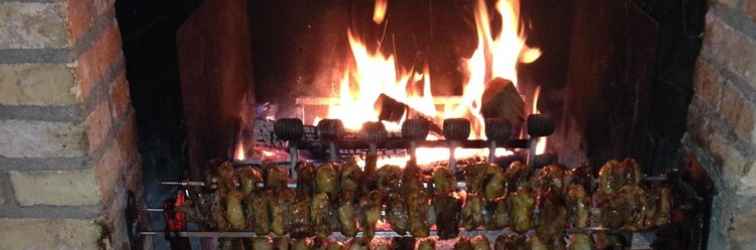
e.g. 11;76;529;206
177;158;672;250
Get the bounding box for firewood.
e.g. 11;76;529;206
482;78;525;131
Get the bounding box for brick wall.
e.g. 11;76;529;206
0;0;141;249
684;1;756;249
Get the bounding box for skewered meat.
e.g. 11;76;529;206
566;184;589;228
249;190;271;235
254;237;274;250
211;190;230;231
504;161;530;192
406;189;431;237
346;239;369;250
464;164;489;194
311;192;331;238
402;161;425;195
508;187;535;233
292;239;311;250
386;193;409;235
567;233;592;250
369;239;393;250
462;193;485;230
471;235;491;250
454;237;474;250
533;164;565;194
271;189;295;236
494;234;527;250
297;162;317;196
621;158;642;185
340;161;364;194
275;237;290;250
337;196;358;237
614;184;647;231
598;160;625;194
489;197;510;229
564;164;592;192
289;194;313;238
527;235;547;250
226;191;247;230
417;238;436;250
377;165;403;193
484;165;506;201
432;167;456;195
316;163;338;195
217;161;237;195
360;190;384;239
432;193;461;239
267;166;289;190
535;189;568;246
656;185;672;226
239;166;263;195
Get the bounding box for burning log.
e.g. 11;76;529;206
481;78;526;131
374;93;443;135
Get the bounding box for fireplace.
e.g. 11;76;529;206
1;0;754;249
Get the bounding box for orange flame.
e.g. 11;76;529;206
234;140;246;161
323;0;539;166
373;0;389;24
532;86;547;154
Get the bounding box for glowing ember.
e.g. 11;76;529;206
321;0;540;166
234;140;246;161
372;0;388;24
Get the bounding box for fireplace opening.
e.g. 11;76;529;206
105;0;745;249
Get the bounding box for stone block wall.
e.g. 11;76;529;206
684;0;756;249
0;0;141;249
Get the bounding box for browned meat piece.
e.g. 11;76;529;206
239;166;263;195
297;162;317;196
532;164;565;194
211;191;230;231
494;234;527;250
376;165;403;193
432;193;461;239
566;184;590;229
360;190;384;239
226;191;247;230
337;196;358;237
454;237;474;250
386;193;409;235
464;164;489;194
621;158;642;185
248;190;271;235
254;237;274;250
535;189;568;244
311;192;331;238
489;197;510;229
656;185;672;226
564;164;592;192
598;160;625;195
470;235;491;250
406;189;431;237
567;233;592;250
432;167;456;195
484;164;507;201
340;161;364;195
217;161;238;195
417;238;436;250
614;184;647;231
267;166;289;190
275;237;291;250
289;193;313;238
316;163;338;195
462;193;485;230
528;235;548;250
271;189;295;236
508;187;535;233
504;161;530;192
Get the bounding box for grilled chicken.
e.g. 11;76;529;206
226;191;247;230
432;193;461;239
567;233;592;250
297;162;317;196
509;187;535;233
454;237;474;250
316;163;338;195
417;238;436;250
271;189;295;236
462;193;485;230
566;184;590;229
470;235;491;250
289;193;312;238
386;193;409;235
239;166;263;196
360;190;383;239
311;192;331;238
503;161;530;192
432;167;456;195
249;190;271;235
494;234;527;250
535;189;567;244
376;165;403;193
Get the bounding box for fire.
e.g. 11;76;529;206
532;86;547;154
372;0;388;24
322;0;540;165
234;140;246;161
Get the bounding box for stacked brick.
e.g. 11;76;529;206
684;0;756;249
0;0;141;249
